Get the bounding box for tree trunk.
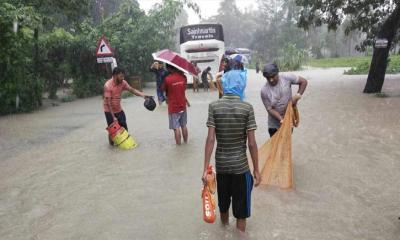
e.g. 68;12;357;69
364;5;400;93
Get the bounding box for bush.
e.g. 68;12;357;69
344;62;370;74
60;95;76;102
72;76;104;98
275;44;308;71
344;56;400;75
0;74;43;115
386;57;400;73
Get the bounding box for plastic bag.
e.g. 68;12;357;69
202;165;216;223
222;69;247;100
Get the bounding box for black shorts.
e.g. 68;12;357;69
216;171;253;219
268;128;278;137
269;128;293;137
105;111;128;131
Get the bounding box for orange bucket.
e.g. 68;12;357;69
107;121;121;136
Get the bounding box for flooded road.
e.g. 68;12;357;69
1;69;399;239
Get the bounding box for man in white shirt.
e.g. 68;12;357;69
260;63;308;137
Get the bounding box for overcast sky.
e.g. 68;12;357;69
137;0;258;24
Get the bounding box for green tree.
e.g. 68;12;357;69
207;0;258;49
0;3;42;114
296;0;400;93
0;0;93;114
0;0;199;115
251;0;307;61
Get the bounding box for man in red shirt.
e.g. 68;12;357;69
103;67;149;145
163;64;190;145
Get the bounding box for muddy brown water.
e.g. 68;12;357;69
1;69;399;239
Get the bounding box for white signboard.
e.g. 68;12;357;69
375;39;388;48
97;57;114;63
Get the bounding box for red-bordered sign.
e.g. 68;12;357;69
96;36;114;57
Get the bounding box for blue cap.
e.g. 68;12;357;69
230;54;248;64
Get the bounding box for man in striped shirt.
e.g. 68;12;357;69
103;67;149;145
202;56;261;232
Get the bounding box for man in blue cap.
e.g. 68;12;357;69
202;54;261;232
261;63;308;137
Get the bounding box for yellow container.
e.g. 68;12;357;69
118;135;137;150
112;128;129;145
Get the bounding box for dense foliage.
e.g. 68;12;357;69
0;0;196;115
296;0;400;92
207;0;366;70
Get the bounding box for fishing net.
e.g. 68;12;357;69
259;103;299;189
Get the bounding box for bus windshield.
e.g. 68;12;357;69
179;24;225;84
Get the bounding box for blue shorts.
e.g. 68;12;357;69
168;111;187;129
216;171;253;219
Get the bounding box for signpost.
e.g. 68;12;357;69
96;36;117;77
96;36;114;57
96;57;114;63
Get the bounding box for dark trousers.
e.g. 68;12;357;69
105;111;128;145
268;128;278;137
269;127;294;137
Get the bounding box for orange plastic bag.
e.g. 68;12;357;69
259;103;299;189
202;165;216;223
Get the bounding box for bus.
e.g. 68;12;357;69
179;23;225;83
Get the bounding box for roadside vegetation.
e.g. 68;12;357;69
2;0;400;115
0;0;194;115
307;55;400;75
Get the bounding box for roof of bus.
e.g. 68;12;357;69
181;23;222;27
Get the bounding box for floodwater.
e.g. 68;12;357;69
0;69;399;240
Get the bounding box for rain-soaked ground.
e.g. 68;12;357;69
0;68;399;240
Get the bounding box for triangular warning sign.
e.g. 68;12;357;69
96;36;114;57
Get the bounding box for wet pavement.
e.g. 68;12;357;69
0;69;399;239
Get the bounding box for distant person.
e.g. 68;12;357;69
103;67;149;145
163;64;190;145
216;57;230;99
192;62;200;92
201;67;211;91
150;61;168;105
260;63;308;137
202;56;261;232
255;62;260;73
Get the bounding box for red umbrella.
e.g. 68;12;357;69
152;49;198;76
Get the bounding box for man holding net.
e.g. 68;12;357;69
260;63;308;137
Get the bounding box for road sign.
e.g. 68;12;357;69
96;36;114;57
97;57;114;63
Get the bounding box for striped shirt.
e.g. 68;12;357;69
103;79;130;113
207;94;257;174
